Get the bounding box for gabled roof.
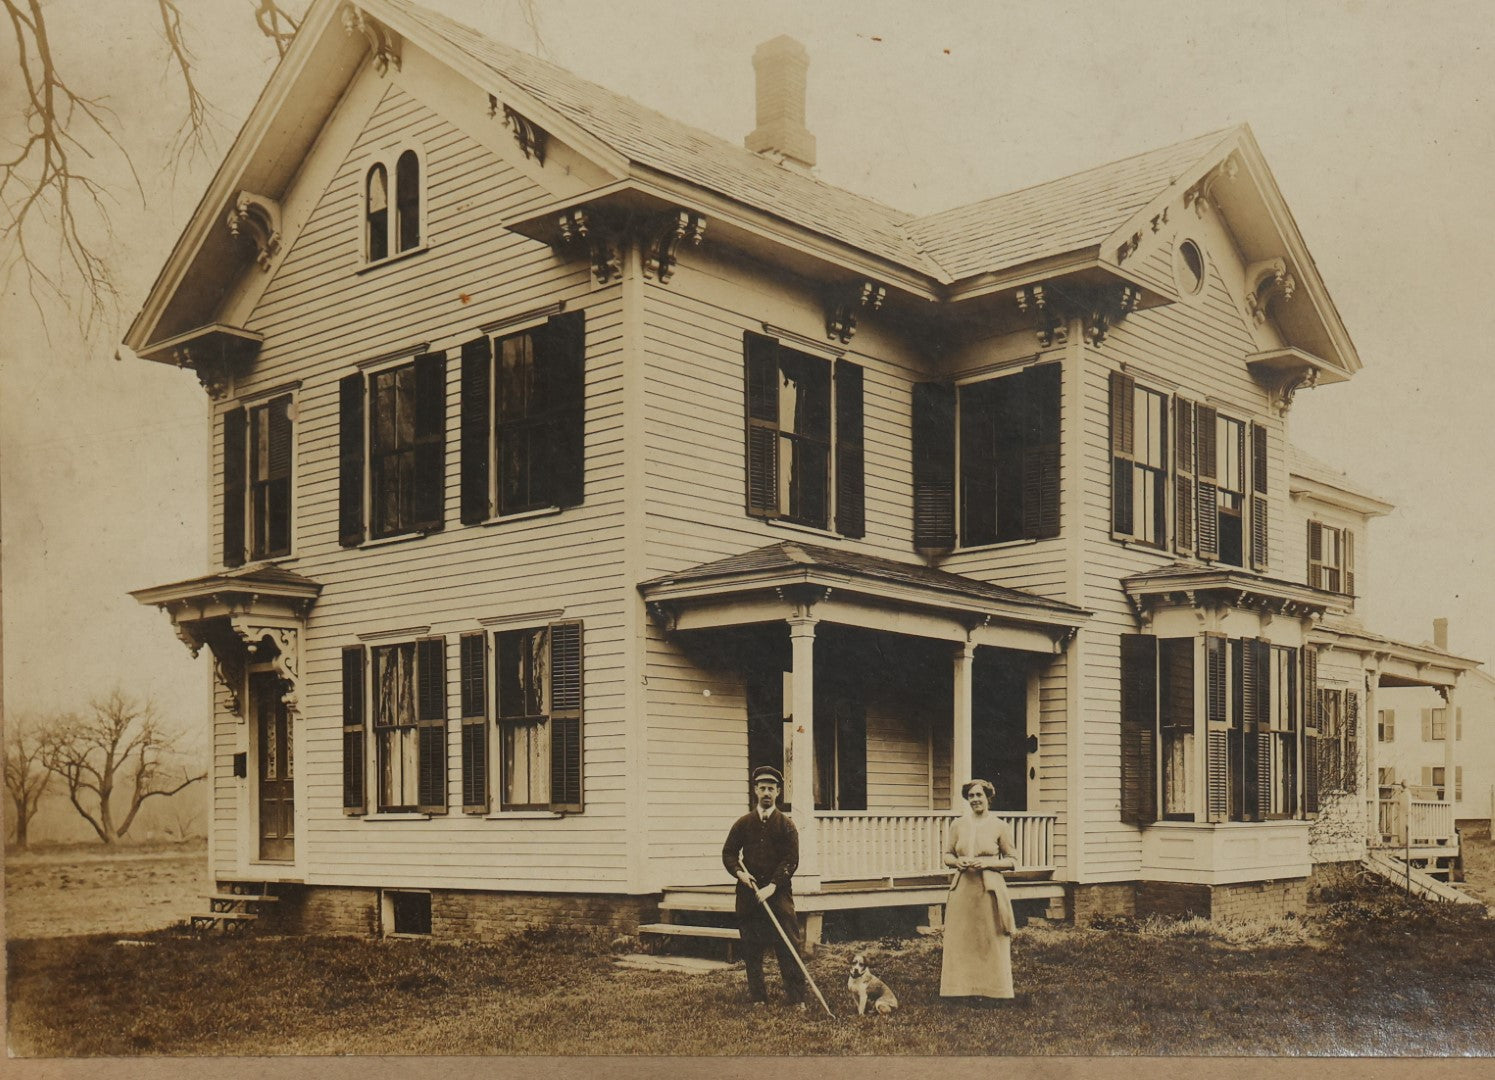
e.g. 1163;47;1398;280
1288;445;1394;516
640;541;1088;621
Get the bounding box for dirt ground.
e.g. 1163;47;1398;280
3;846;208;940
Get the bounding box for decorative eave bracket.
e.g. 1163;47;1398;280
342;5;401;76
1267;364;1317;417
1244;257;1296;327
1015;281;1141;348
225;191;282;272
492;97;548;165
643;210;707;283
1183;153;1240;218
141;324;263;400
557;208;622;285
825;280;886;344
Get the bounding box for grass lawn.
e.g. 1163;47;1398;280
8;878;1495;1057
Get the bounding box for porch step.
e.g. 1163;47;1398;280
1361;852;1488;910
188;882;284;934
189;912;258;935
638;923;740;942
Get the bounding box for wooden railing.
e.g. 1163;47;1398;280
815;811;1057;882
1378;790;1456;848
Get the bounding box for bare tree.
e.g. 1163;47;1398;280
41;689;205;846
4;712;53;849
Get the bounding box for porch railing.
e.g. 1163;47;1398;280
816;811;1057;882
1377;791;1455;848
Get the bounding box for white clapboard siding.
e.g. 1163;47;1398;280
199;80;639;892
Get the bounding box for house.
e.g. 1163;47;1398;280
1375;620;1495;839
126;0;1483;939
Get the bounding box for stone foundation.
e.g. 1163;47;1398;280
262;885;655;941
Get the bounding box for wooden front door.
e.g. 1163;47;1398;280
972;649;1029;811
253;672;294;861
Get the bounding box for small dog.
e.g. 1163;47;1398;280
847;954;899;1016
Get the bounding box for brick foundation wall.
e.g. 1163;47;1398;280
265;885;654;941
1136;878;1307;921
1068;883;1136;925
1137;881;1211;919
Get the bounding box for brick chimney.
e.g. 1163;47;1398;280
744;35;816;171
1434;617;1449;651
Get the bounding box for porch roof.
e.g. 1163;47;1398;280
130;565;322;610
1122;562;1345;620
639;542;1088;652
1309;622;1483;689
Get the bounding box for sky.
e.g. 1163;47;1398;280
3;0;1494;729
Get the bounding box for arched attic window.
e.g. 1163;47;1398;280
395;150;421;253
366;164;389;262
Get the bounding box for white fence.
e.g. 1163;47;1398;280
1378;791;1456;848
816;811;1057;882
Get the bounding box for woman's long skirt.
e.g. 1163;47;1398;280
939;870;1014;998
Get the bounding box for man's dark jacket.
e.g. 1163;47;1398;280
722;807;799;916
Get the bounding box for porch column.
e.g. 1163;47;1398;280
951;641;975;807
788;614;820;889
1442;678;1460;813
1364;662;1380;847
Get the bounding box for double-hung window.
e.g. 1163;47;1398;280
1120;633;1311;825
460;312;586;523
223;393;293;566
364;148;423;264
1110;372;1270;569
1307;520;1355;594
913;362;1060;548
1313;688;1359;796
339;352;447;545
495;622;584;812
744;332;864;537
341;639;448;815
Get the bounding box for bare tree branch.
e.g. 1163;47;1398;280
4;713;53;849
155;0;221;175
252;0;300;58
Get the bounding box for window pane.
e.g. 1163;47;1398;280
366;165;388;262
395;150;420;252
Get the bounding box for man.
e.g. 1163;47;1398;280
721;765;806;1008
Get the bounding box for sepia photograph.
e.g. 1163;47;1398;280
4;0;1495;1067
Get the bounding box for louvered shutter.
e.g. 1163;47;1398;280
1254;639;1273;820
912;381;956;548
265;397;293;556
1344;529;1356;596
1307;521;1325;589
1205;634;1229;822
339;373;366;546
460;336;492;524
1346;690;1360;792
1241;637;1263;820
1174;397;1195;554
1422;709;1433;742
1109;370;1136;536
457;632;488;813
835;359;865;537
1303;649;1320;814
416;636;448;813
1022;363;1062;540
1251;423;1270;570
547;310;587;509
548;622;583;812
1195;405;1218;560
411;351;447;532
342;645;367;815
743;332;781;518
1120;634;1158;825
223;407;248;567
1457;706;1463;742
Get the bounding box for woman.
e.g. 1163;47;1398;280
940;778;1018;1001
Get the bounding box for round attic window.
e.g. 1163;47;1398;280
1175;238;1206;297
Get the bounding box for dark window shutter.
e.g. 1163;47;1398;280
342;645;367;814
1345;689;1360;787
1022;363;1062;540
1252;639;1273;820
1205;633;1229;822
1120;634;1158;825
1303;649;1320;814
548;622;583;812
265;397;293;557
1109;370;1135;536
1250;423;1269;570
339;373;366;546
1307;521;1324;589
1344;529;1356;596
460;336;493;524
834;359;865;538
223;407;248;567
412;351;446;533
744;332;781;518
416;636;448;814
1195;405;1218;560
1241;636;1262;820
1173;397;1195;554
547;310;587;509
912;381;956;547
459;632;488;813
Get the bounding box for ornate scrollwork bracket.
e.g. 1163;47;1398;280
502;104;548;165
341;5;401;76
1083;283;1142;347
643;210;707;283
1267;364;1317;416
825;280;886;344
1183;154;1240;217
645;601;679;633
232;622;303;719
171;345;232;400
558;208;622;284
1015;284;1067;347
1245;257;1296;326
1116;231;1143;265
225;191;282;271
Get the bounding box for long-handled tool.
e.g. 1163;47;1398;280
739;860;835;1018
